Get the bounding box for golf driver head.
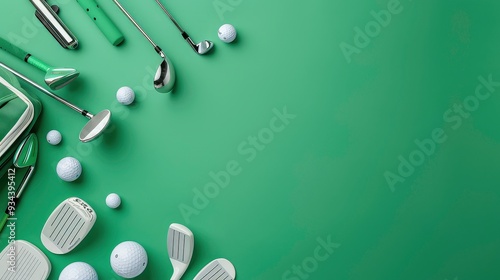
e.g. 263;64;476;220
167;223;194;280
0;240;51;280
13;133;38;168
193;258;236;280
41;197;96;254
154;58;176;93
45;67;79;90
79;109;111;142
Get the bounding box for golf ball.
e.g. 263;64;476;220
110;241;148;279
56;157;82;182
106;193;121;209
59;262;98;280
47;130;62;145
116;86;135;105
218;24;237;43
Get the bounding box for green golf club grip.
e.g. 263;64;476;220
0;37;51;72
0;37;28;61
76;0;125;46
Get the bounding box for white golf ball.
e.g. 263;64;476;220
106;193;121;209
59;262;98;280
110;241;148;279
116;86;135;105
218;24;237;43
47;130;62;145
56;157;82;182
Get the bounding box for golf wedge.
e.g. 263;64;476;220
154;0;213;55
0;37;79;90
0;62;111;143
113;0;176;93
193;258;236;280
167;223;194;280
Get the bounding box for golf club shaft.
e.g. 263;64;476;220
0;165;32;233
0;62;93;119
113;0;160;50
155;0;184;33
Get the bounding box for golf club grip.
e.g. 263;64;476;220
76;0;125;46
0;37;28;61
25;56;51;72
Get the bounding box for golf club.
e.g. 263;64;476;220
0;240;51;280
193;258;236;280
154;0;213;55
41;197;97;254
167;223;194;280
0;37;79;90
113;0;175;93
0;62;111;143
0;133;38;233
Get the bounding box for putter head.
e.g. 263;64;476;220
193;258;236;280
154;58;176;93
195;40;213;55
167;223;194;280
41;197;96;254
0;240;51;280
45;67;79;90
13;133;38;168
79;109;111;142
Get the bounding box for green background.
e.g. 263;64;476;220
1;0;500;279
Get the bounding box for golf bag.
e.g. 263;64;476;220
0;67;42;179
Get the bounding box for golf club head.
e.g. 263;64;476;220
196;40;213;55
167;223;194;280
79;109;111;142
154;58;176;93
193;258;236;280
45;67;79;90
0;240;51;280
13;133;38;168
41;197;96;254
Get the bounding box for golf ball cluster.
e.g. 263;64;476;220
59;262;98;280
47;130;62;145
116;86;135;105
56;157;82;182
218;24;237;43
106;193;121;209
110;241;148;278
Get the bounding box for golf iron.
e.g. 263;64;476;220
113;0;176;93
0;37;78;90
0;133;38;233
167;223;194;280
193;258;236;280
154;0;213;55
0;240;51;280
0;62;111;143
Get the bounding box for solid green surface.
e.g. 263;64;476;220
1;0;500;279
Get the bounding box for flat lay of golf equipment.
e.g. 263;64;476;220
56;157;82;182
59;262;97;280
47;130;62;145
116;86;135;105
41;197;96;254
218;24;237;43
0;240;51;280
110;241;148;278
106;193;121;208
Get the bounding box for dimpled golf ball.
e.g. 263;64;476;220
56;157;82;182
116;86;135;105
47;130;62;145
218;24;237;43
106;193;121;209
110;241;148;278
59;262;98;280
